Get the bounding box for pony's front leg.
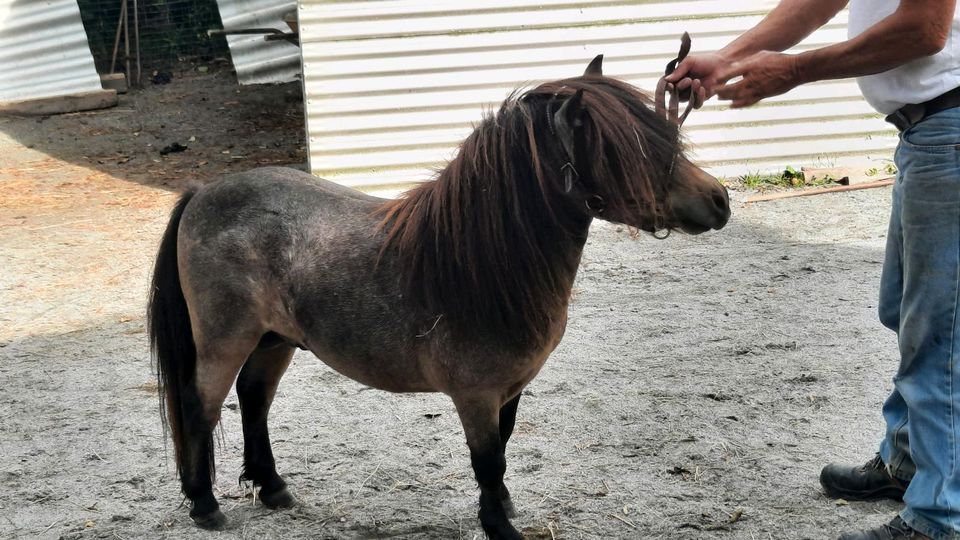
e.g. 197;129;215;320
454;396;523;540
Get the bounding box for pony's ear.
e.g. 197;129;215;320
584;54;603;77
555;88;585;126
553;89;585;192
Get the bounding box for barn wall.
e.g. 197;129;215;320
215;0;301;84
0;0;103;102
299;1;897;194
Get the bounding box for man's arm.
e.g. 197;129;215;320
666;0;849;100
716;0;956;107
720;0;849;61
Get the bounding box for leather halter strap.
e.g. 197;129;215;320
655;32;695;127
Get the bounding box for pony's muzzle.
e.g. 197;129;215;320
710;184;731;229
693;181;730;232
671;163;731;234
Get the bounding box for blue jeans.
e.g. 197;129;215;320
878;107;960;539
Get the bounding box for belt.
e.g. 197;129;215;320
885;86;960;132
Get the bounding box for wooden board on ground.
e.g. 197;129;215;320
0;90;118;116
746;178;895;204
100;74;128;94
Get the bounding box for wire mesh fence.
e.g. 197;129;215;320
77;0;229;83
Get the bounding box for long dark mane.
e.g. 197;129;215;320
377;76;682;347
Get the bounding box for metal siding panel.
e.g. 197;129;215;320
0;0;103;102
215;0;301;85
301;1;895;195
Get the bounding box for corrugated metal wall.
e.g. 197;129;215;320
300;0;898;194
0;0;103;102
215;0;301;84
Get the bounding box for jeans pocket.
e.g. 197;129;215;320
900;110;960;153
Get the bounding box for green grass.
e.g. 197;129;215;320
739;166;837;190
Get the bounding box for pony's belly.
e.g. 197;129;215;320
306;347;436;393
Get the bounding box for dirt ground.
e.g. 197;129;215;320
1;71;903;539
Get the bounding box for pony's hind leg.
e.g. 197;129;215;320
183;334;259;529
454;396;522;540
498;393;522;518
237;343;296;509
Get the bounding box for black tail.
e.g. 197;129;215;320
148;190;211;481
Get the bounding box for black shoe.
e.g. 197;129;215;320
820;454;908;501
838;515;930;539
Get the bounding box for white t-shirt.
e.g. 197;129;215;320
848;0;960;114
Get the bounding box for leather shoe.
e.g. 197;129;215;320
838;515;931;539
821;454;908;501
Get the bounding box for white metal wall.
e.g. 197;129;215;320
0;0;103;102
300;1;898;194
216;0;301;85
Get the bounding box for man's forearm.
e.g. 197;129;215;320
796;1;955;83
720;0;849;61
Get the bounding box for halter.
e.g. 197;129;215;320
546;87;589;202
545;34;697;219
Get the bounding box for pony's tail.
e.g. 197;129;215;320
148;190;206;481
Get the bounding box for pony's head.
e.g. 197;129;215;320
526;55;730;235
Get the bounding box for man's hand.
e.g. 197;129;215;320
660;0;850;109
664;53;730;108
714;51;804;108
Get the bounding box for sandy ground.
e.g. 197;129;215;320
1;73;903;539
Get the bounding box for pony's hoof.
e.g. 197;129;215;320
480;513;523;540
488;527;523;540
502;496;518;519
261;486;297;509
191;509;227;530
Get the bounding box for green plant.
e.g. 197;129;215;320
782;166;804;186
866;162;898;177
739;166;841;190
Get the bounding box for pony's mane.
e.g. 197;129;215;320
377;76;682;346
